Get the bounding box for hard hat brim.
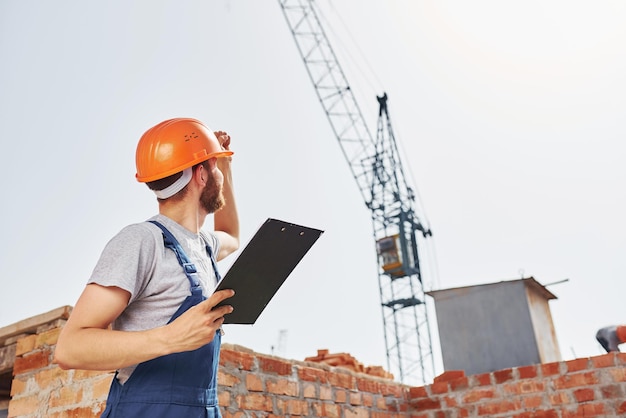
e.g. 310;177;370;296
136;150;234;183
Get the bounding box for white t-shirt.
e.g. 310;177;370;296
88;214;221;382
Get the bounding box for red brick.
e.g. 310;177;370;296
335;389;347;403
286;399;309;415
361;392;373;407
236;393;273;411
218;390;230;407
375;397;386;410
549;391;571;405
246;373;263;391
320;385;332;400
517;364;538;379
15;334;37;356
259;357;292;375
409;385;428;398
462;388;496;403
356;377;381;393
303;382;316;398
35;328;61;348
590;353;615;368
617;400;626;414
34;366;69;390
574;388;595;402
10;377;27;397
493;368;513;384
504;380;544;395
92;375;114;401
218;370;240;387
13;349;52;375
541;362;561;376
553;371;599;389
327;371;355;389
477;400;519;415
48;405;105;418
349;391;362;405
522;395;543;409
431;381;448;394
472;372;492;386
8;395;38;416
49;385;84;408
266;378;298;396
219;349;255;370
521;380;544;394
434;370;466;383
411;397;441;410
515;410;558;418
297;365;329;383
449;377;469;391
443;395;459;408
378;382;404;397
321;403;341;418
566;358;589;373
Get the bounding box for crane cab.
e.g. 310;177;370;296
376;234;407;278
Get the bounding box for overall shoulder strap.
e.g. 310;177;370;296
199;232;222;283
148;220;200;289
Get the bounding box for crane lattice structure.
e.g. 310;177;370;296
278;0;435;385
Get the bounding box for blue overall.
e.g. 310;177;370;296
101;221;222;418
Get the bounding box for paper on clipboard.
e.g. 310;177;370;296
213;218;324;324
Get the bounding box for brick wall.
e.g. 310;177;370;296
6;312;112;418
218;345;407;417
4;308;409;418
408;355;626;417
4;308;626;417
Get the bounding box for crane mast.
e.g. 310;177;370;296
279;0;435;385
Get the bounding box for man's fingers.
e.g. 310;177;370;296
196;289;234;312
211;288;235;303
214;131;231;149
211;304;233;319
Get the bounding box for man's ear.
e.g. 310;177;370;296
193;164;206;185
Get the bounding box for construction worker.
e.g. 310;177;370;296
596;325;626;353
55;118;239;417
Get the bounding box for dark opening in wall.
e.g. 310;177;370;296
0;370;11;417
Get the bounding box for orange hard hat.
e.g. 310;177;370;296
135;118;234;183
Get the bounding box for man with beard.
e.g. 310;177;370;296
55;118;239;417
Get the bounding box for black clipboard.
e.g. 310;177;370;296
213;218;324;324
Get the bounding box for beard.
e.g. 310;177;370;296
200;169;225;214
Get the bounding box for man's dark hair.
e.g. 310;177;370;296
146;161;209;202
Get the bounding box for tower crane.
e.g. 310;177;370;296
278;1;436;385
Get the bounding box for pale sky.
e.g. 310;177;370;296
1;0;625;385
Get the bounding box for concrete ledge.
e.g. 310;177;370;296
0;306;72;346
